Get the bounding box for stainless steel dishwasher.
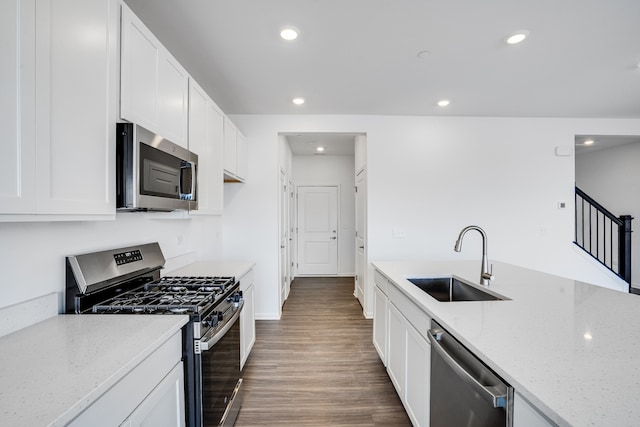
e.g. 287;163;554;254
428;320;513;427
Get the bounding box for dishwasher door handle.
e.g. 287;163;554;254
428;328;508;408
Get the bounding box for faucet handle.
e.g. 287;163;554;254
482;264;495;282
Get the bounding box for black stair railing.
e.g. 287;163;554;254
575;186;632;284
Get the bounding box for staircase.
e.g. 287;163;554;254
575;186;633;286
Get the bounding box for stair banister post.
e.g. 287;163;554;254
619;215;633;285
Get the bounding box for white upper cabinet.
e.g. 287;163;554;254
0;0;36;214
120;3;188;148
223;116;246;182
1;0;117;218
188;79;224;215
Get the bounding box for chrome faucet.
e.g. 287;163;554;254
454;225;494;286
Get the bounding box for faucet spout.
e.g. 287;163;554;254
454;225;493;285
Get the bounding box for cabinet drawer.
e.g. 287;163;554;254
388;284;431;341
239;269;254;291
374;270;388;295
68;331;182;426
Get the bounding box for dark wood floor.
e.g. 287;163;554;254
235;277;411;427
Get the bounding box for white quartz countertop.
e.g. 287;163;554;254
167;260;255;281
0;314;188;426
373;260;640;427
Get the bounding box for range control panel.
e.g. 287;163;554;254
114;249;143;265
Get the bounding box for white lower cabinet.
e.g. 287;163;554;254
68;332;185;426
376;269;431;427
387;302;406;394
372;283;388;364
239;268;256;370
121;362;185;427
405;321;430;427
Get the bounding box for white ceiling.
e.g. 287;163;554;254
124;0;640;118
284;133;358;155
575;135;640;154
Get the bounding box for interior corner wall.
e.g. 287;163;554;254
225;114;640;320
575;142;640;287
292;154;356;276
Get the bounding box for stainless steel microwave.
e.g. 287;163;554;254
116;123;198;211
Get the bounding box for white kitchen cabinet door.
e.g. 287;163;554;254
188;79;223;215
373;284;388;365
120;3;188;148
223;116;246;182
33;0;117;215
157;50;189;148
236;131;247;180
121;362;186;427
387;302;406;397
223;116;238;176
240;275;256;370
405;322;430;427
120;3;158;134
0;0;36;214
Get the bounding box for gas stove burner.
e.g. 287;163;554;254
170;307;189;313
168;286;187;292
198;286;218;292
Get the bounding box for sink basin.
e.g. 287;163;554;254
407;276;507;302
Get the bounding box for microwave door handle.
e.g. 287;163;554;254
179;161;196;197
189;161;196;196
199;301;244;351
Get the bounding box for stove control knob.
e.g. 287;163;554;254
234;292;242;303
217;312;224;322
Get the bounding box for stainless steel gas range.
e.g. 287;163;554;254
65;242;243;427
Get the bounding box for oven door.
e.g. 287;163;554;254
197;301;244;427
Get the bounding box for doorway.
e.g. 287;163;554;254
296;186;339;275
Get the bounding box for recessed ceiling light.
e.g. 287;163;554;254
292;97;305;105
505;30;529;45
437;100;450;107
584;139;595;145
316;146;325;152
280;27;299;41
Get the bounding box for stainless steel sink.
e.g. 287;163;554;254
407;276;507;302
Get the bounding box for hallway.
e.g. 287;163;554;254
235;277;411;426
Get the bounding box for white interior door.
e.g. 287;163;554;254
279;171;288;308
297;186;338;275
355;170;366;305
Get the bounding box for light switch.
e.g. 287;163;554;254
392;229;406;238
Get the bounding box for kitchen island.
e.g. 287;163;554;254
0;314;188;426
373;260;640;427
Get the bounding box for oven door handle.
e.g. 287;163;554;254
200;300;244;351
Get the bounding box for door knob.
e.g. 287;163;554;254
330;237;337;240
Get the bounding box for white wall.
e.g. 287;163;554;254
576;142;640;287
293;154;356;276
224;114;640;319
0;214;223;311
